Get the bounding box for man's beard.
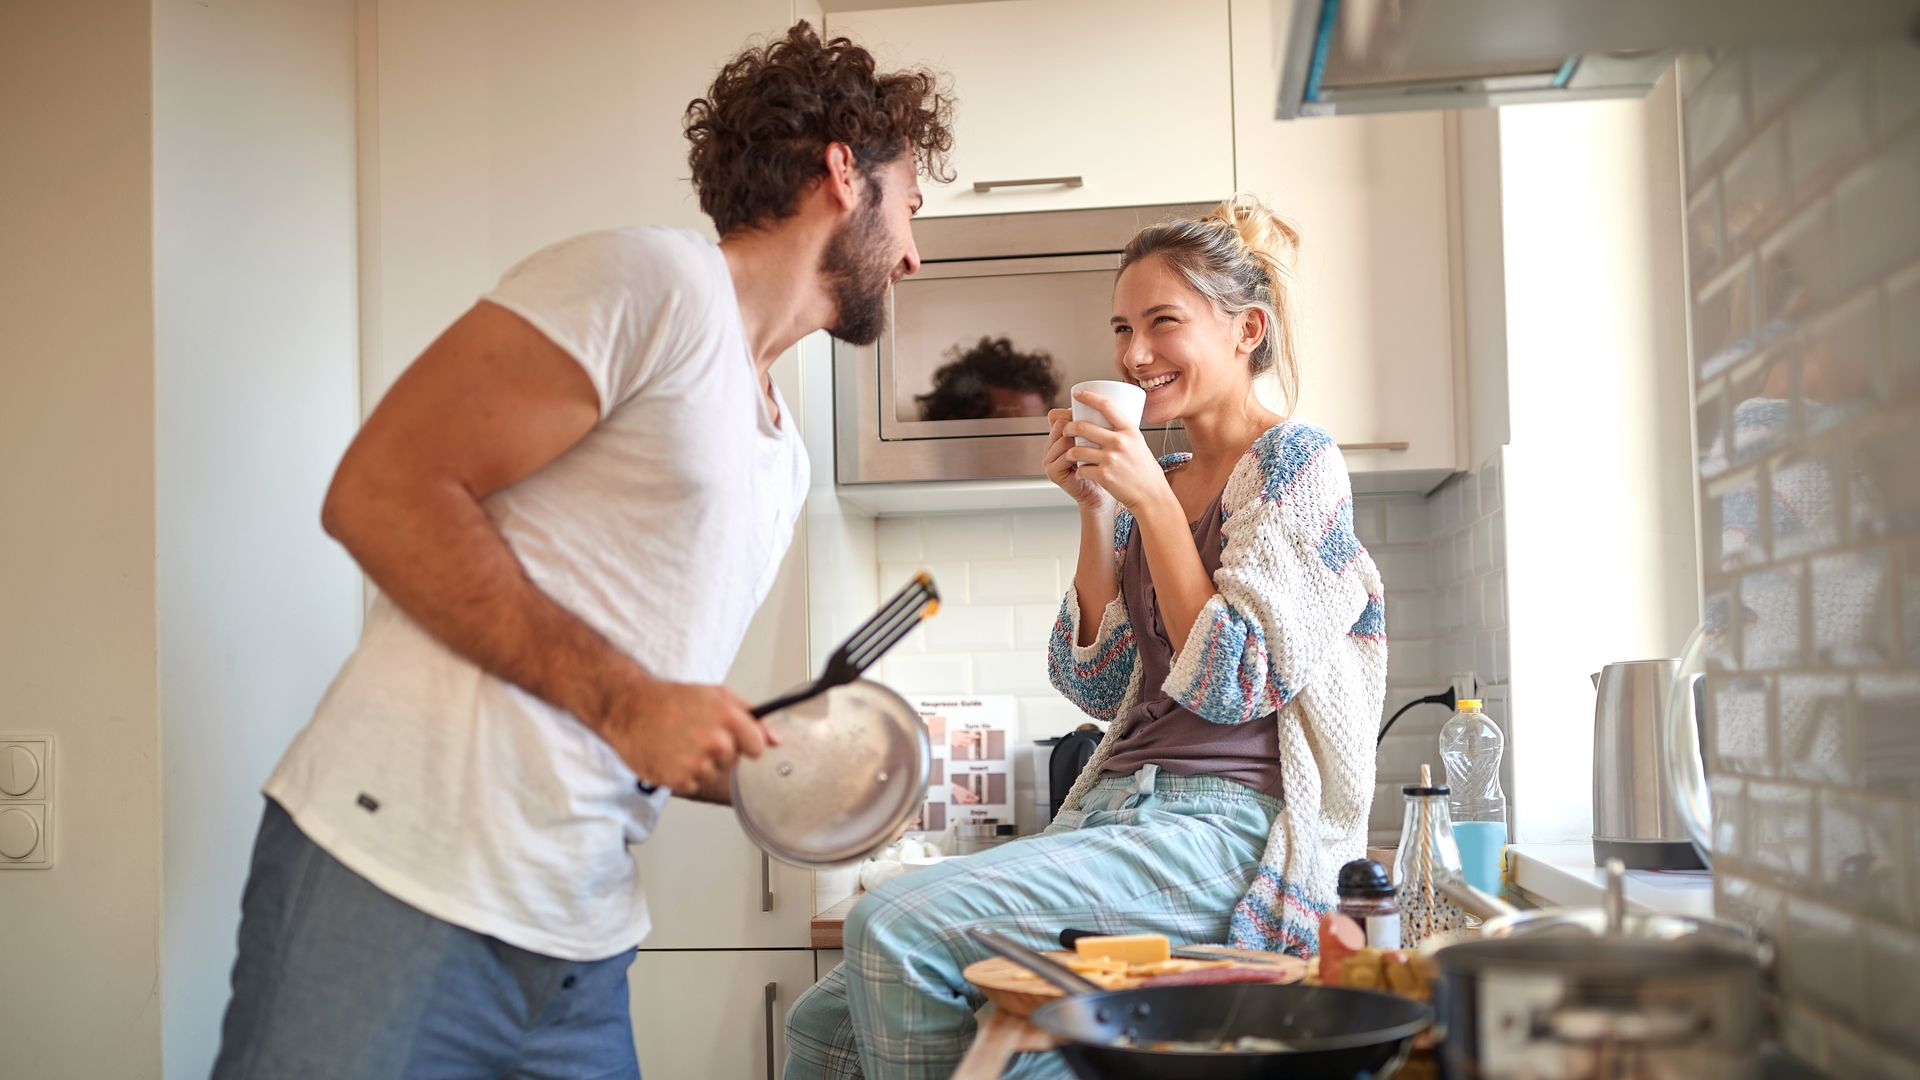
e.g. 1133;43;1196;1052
819;190;895;346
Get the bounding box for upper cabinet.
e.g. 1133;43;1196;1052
1233;0;1463;485
826;0;1235;218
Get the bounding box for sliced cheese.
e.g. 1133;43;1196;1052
1073;933;1171;965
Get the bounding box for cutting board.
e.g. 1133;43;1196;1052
963;948;1307;1018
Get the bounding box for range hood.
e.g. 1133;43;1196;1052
1273;0;1920;118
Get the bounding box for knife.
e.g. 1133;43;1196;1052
1056;928;1295;967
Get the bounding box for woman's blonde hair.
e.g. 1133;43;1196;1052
1118;194;1302;413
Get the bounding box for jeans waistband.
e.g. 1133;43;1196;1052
1089;765;1282;814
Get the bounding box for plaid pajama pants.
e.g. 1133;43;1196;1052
783;765;1281;1079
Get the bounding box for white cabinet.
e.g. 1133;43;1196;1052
827;0;1234;218
629;949;819;1080
1232;0;1462;485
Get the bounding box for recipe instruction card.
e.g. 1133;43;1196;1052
909;695;1016;836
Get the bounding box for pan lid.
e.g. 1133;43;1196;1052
732;679;931;868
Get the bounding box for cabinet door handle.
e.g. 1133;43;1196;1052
763;982;779;1080
1338;441;1411;451
972;175;1084;193
761;852;774;913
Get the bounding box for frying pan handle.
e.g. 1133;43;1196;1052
967;928;1103;996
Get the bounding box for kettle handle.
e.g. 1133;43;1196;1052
1662;626;1714;866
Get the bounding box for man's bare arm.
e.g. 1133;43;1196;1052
321;301;763;791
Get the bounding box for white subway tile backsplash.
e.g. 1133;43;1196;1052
1854;672;1920;795
1351;498;1386;546
1889;263;1920;399
1458;472;1480;522
1688;55;1749;170
1013;603;1058;651
1877;40;1920;135
1817;789;1909;922
1760;201;1833;328
1385;497;1429;544
1811;549;1896;665
1010;509;1082;563
1826;1024;1918;1080
1864;922;1920;1054
1482;572;1506;631
1779;674;1852;784
882;560;969;604
1785;897;1865;1024
1690;181;1724;277
921;513;1014;561
1788;59;1873;194
971;651;1059;696
1019;694;1093;742
1370;546;1431;592
1473;518;1495;574
969;558;1061;605
921;604;1016;652
1834;129;1920;291
1711;774;1750;864
1751;46;1831;121
1389;639;1434;683
1715;868;1782;929
875;516;922;561
1749;781;1816;881
1491;630;1509;684
1388;590;1434;639
1741;567;1806;670
1475;634;1497;686
1714;676;1775;778
881;653;973;694
1724;123;1790;250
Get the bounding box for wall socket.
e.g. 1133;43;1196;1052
0;734;54;869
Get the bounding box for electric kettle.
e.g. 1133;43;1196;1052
1590;656;1707;869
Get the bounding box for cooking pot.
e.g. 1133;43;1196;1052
1428;865;1771;1080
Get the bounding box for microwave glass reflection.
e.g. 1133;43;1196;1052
890;267;1119;425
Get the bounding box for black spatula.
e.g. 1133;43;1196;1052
751;572;939;718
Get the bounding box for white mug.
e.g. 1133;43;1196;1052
1069;380;1147;447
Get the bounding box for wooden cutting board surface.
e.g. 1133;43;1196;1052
963;949;1307;1019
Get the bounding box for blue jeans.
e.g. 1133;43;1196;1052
211;798;641;1080
784;766;1281;1079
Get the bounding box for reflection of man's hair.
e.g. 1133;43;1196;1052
915;336;1061;420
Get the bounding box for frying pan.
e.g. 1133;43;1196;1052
969;929;1430;1080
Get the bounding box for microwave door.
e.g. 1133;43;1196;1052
878;252;1125;443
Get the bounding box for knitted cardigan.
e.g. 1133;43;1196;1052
1045;421;1387;956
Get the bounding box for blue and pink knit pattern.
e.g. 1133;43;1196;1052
1048;421;1388;957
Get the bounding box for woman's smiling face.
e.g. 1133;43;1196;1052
1109;253;1257;426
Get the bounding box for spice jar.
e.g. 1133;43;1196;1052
1393;765;1467;948
1337;858;1401;949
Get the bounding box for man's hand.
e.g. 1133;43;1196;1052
596;675;769;793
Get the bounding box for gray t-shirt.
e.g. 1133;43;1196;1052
1100;484;1284;796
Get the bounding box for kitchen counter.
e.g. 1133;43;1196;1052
812;894;859;949
1507;842;1714;917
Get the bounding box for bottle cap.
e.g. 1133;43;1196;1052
1458;698;1483;710
1337;858;1395;898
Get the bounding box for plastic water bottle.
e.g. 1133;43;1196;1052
1439;699;1507;895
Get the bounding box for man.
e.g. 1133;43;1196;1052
212;23;952;1080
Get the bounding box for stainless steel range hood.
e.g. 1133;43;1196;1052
1272;0;1920;118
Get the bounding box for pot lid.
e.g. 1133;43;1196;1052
733;680;931;868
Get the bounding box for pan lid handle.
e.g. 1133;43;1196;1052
967;928;1103;996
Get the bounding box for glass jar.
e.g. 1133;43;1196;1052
1393;766;1467;948
1337;858;1401;949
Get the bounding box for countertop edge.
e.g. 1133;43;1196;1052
1508;842;1716;918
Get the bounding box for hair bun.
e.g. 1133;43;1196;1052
1204;193;1300;284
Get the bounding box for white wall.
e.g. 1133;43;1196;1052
152;1;364;1074
1498;74;1701;844
0;2;163;1077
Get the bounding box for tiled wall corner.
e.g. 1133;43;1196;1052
1365;452;1513;846
1681;39;1920;1074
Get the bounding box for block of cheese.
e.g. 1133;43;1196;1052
1073;933;1171;964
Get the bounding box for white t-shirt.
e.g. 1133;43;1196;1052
265;227;808;960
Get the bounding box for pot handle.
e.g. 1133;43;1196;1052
1662;626;1715;866
968;928;1103;996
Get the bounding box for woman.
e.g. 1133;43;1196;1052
784;196;1386;1080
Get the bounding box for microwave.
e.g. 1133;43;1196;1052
834;202;1211;485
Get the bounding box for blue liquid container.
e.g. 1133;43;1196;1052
1439;699;1507;895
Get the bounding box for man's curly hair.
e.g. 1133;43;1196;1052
684;22;955;237
916;337;1062;421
